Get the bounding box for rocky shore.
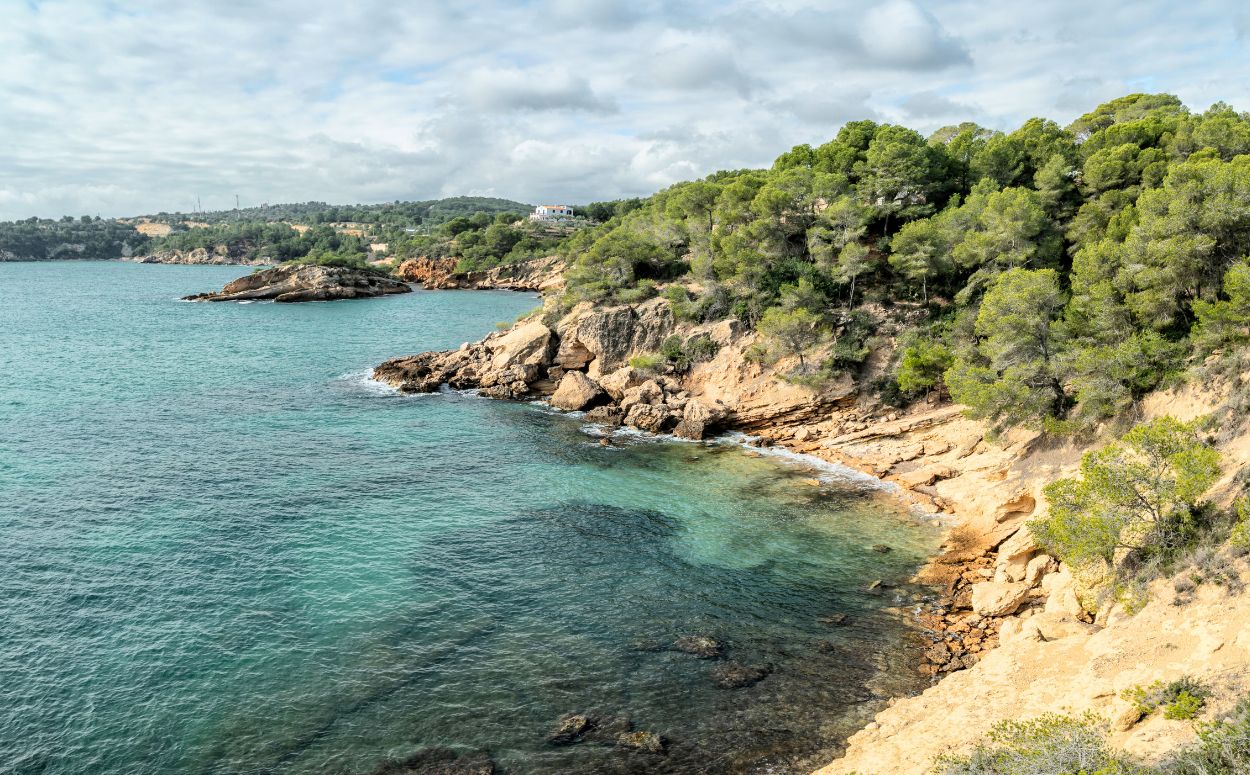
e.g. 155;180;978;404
127;246;268;265
183;263;411;302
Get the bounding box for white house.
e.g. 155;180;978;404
530;204;574;221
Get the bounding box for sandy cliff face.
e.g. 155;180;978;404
394;255;565;291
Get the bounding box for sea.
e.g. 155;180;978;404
0;261;940;774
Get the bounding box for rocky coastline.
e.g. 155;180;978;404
393;254;565;292
127;246;269;265
183;263;411;303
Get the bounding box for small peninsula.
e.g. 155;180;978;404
182;263;411;303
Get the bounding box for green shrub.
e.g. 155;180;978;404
1159;696;1250;773
933;712;1139;775
1029;417;1221;583
628;353;664;371
1122;677;1209;718
897;336;954;397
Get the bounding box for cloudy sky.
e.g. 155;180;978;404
2;0;1248;220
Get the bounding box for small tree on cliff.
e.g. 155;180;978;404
1029;416;1221;573
757;306;824;372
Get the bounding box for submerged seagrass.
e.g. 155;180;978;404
1;262;939;774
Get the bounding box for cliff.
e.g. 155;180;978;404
183;264;411;302
393;255;564;291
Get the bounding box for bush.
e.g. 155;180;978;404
1159;696;1250;774
897;336;954;397
1030;417;1221;579
933;712;1139;775
628;353;664;371
1122;677;1209;719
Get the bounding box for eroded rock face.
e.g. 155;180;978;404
566;298;675;376
550;371;603;411
183;264;411;303
394;256;458;288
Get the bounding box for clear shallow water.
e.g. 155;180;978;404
0;262;939;775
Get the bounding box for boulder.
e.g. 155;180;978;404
1041;566;1086;619
598;366;646;401
572;298;675;376
550;371;603;411
616;731;665;754
672;635;724;659
971;580;1031;617
710;661;771;689
892;464;958;489
620;380;664;411
373;351;450;393
623;403;676;434
994;527;1040;584
584;405;624;426
554;338;595;370
547;714;595;746
488;321;556;371
672;399;728;440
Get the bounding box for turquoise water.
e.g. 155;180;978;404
0;262;939;775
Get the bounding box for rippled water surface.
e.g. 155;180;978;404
0;262;940;774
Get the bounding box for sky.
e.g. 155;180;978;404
2;0;1249;220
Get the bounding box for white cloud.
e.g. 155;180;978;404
0;0;1248;219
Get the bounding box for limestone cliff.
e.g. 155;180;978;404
394;255;564;291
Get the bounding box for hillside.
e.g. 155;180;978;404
372;92;1250;773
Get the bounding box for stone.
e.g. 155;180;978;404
672;635;724;659
572;298;675;376
873;544;893;554
924;641;951;665
1041;566;1086;619
818;613;850;627
672;398;729;440
547;714;595;746
488;321;556;371
584;405;624;426
710;661;772;689
554;338;595;370
971;581;1031;617
550;371;603;411
994;527;1040;584
623;402;676;434
597;366;646;401
1024;554;1054;587
616;731;665;754
892;464;958;489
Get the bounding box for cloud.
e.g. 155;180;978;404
859;0;971;70
1;0;1249;219
464;68;616;113
900;90;975;119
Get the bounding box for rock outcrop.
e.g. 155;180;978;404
183;264;411;303
128;246;268;265
394;255;565;291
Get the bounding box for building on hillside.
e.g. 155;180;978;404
530;204;574;221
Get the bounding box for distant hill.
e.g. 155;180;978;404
137;196;534;229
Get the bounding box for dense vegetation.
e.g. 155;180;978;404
150;222;372;265
395;210;578;272
0;216;148;261
557;93;1250;433
935;696;1250;774
145;196;530;229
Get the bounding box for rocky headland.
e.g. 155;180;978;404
183;263;411;303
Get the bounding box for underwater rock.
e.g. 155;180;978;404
547;713;596;746
616;730;666;754
672;635;724;659
709;661;772;689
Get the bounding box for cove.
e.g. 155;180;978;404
0;262;940;774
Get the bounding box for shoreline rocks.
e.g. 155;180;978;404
183;263;411;303
395;255;564;291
